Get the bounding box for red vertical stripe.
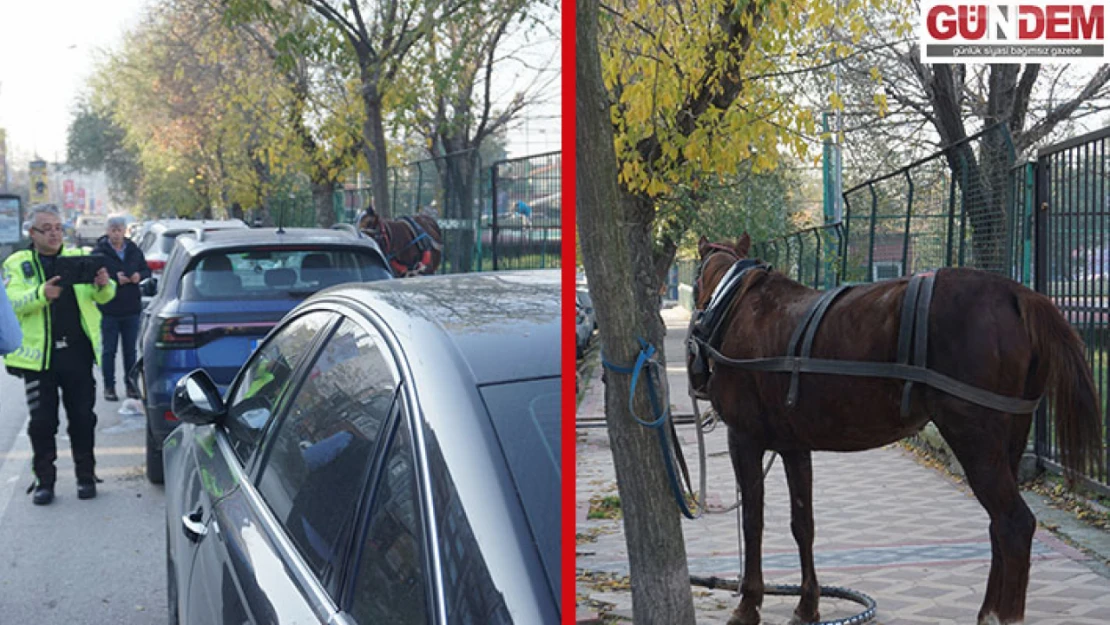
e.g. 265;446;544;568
561;1;577;622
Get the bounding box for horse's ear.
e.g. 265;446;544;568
697;235;710;259
736;232;751;258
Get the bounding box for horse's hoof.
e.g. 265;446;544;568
727;607;760;625
788;613;820;625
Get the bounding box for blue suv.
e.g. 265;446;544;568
136;225;392;483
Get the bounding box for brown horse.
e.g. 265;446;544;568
690;233;1102;625
358;206;443;277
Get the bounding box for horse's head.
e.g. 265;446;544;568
687;232;753;398
694;233;750;310
358;205;380;233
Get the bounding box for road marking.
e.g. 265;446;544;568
0;445;145;461
0;416;31;523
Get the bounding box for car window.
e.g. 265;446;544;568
179;248;390;301
140;231;156;252
348;417;429;625
478;377;560;599
161;232;187;254
255;318;399;584
224;311;335;462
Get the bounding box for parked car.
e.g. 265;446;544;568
576;299;592;359
137;226;392;483
74;214;108;247
576;287;596;331
137;218;249;280
164;270;560;624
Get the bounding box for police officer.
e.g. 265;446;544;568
2;205;116;505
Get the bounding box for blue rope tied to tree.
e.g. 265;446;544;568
602;337;699;519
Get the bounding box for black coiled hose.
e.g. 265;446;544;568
689;576;877;625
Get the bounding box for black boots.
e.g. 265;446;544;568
30;481;96;503
77;481;97;500
104;387;119;402
125;382;141;400
32;484;55;505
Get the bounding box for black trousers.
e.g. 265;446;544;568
23;342;98;486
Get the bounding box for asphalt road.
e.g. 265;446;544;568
0;358;167;624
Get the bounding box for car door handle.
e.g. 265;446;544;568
182;506;207;542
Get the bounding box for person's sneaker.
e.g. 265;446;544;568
77;481;97;500
104;387;119;402
32;484;54;505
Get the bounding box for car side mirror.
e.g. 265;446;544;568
171;369;226;425
140;277;158;296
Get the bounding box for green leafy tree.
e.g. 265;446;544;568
283;0;473;217
66;98;143;206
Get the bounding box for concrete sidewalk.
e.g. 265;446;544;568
576;304;1110;624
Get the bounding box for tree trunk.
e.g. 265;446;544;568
927;65;1015;272
312;180;336;228
358;64;392;219
577;0;697;623
440;148;478;272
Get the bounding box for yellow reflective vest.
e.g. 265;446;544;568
2;246;117;372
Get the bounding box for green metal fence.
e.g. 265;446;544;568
1032;125;1110;492
840;124;1019;283
489;151;561;271
752;223;844;290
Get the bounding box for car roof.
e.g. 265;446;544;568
312;270;559;385
148;219;248;234
174;226;381;254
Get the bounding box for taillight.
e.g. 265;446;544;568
164;410;179;422
155;314;197;348
147;259;166;272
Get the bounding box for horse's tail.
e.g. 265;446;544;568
1018;289;1104;483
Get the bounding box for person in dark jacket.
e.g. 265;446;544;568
93;216;150;401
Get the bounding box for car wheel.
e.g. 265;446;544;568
166;526;179;625
147;420;165;485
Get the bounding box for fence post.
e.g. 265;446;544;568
902;170;914;276
491;162;500;271
1033;154;1049;463
841;195;853;281
957;151;969;266
867;184;878;282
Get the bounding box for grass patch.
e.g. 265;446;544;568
588;494;623;520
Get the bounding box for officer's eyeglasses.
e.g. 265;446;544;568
30;225;63;234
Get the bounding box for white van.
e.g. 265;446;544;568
74;215;108;247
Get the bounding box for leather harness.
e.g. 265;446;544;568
687;260;1042;415
380;216;437;276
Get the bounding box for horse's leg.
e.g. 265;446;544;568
781;450;819;624
933;411;1035;625
1006;413;1033;481
727;425;766;625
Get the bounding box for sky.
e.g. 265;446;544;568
0;0;559;171
0;0;150;164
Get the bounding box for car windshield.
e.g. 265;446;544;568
181;247;390;301
479;376;560;598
